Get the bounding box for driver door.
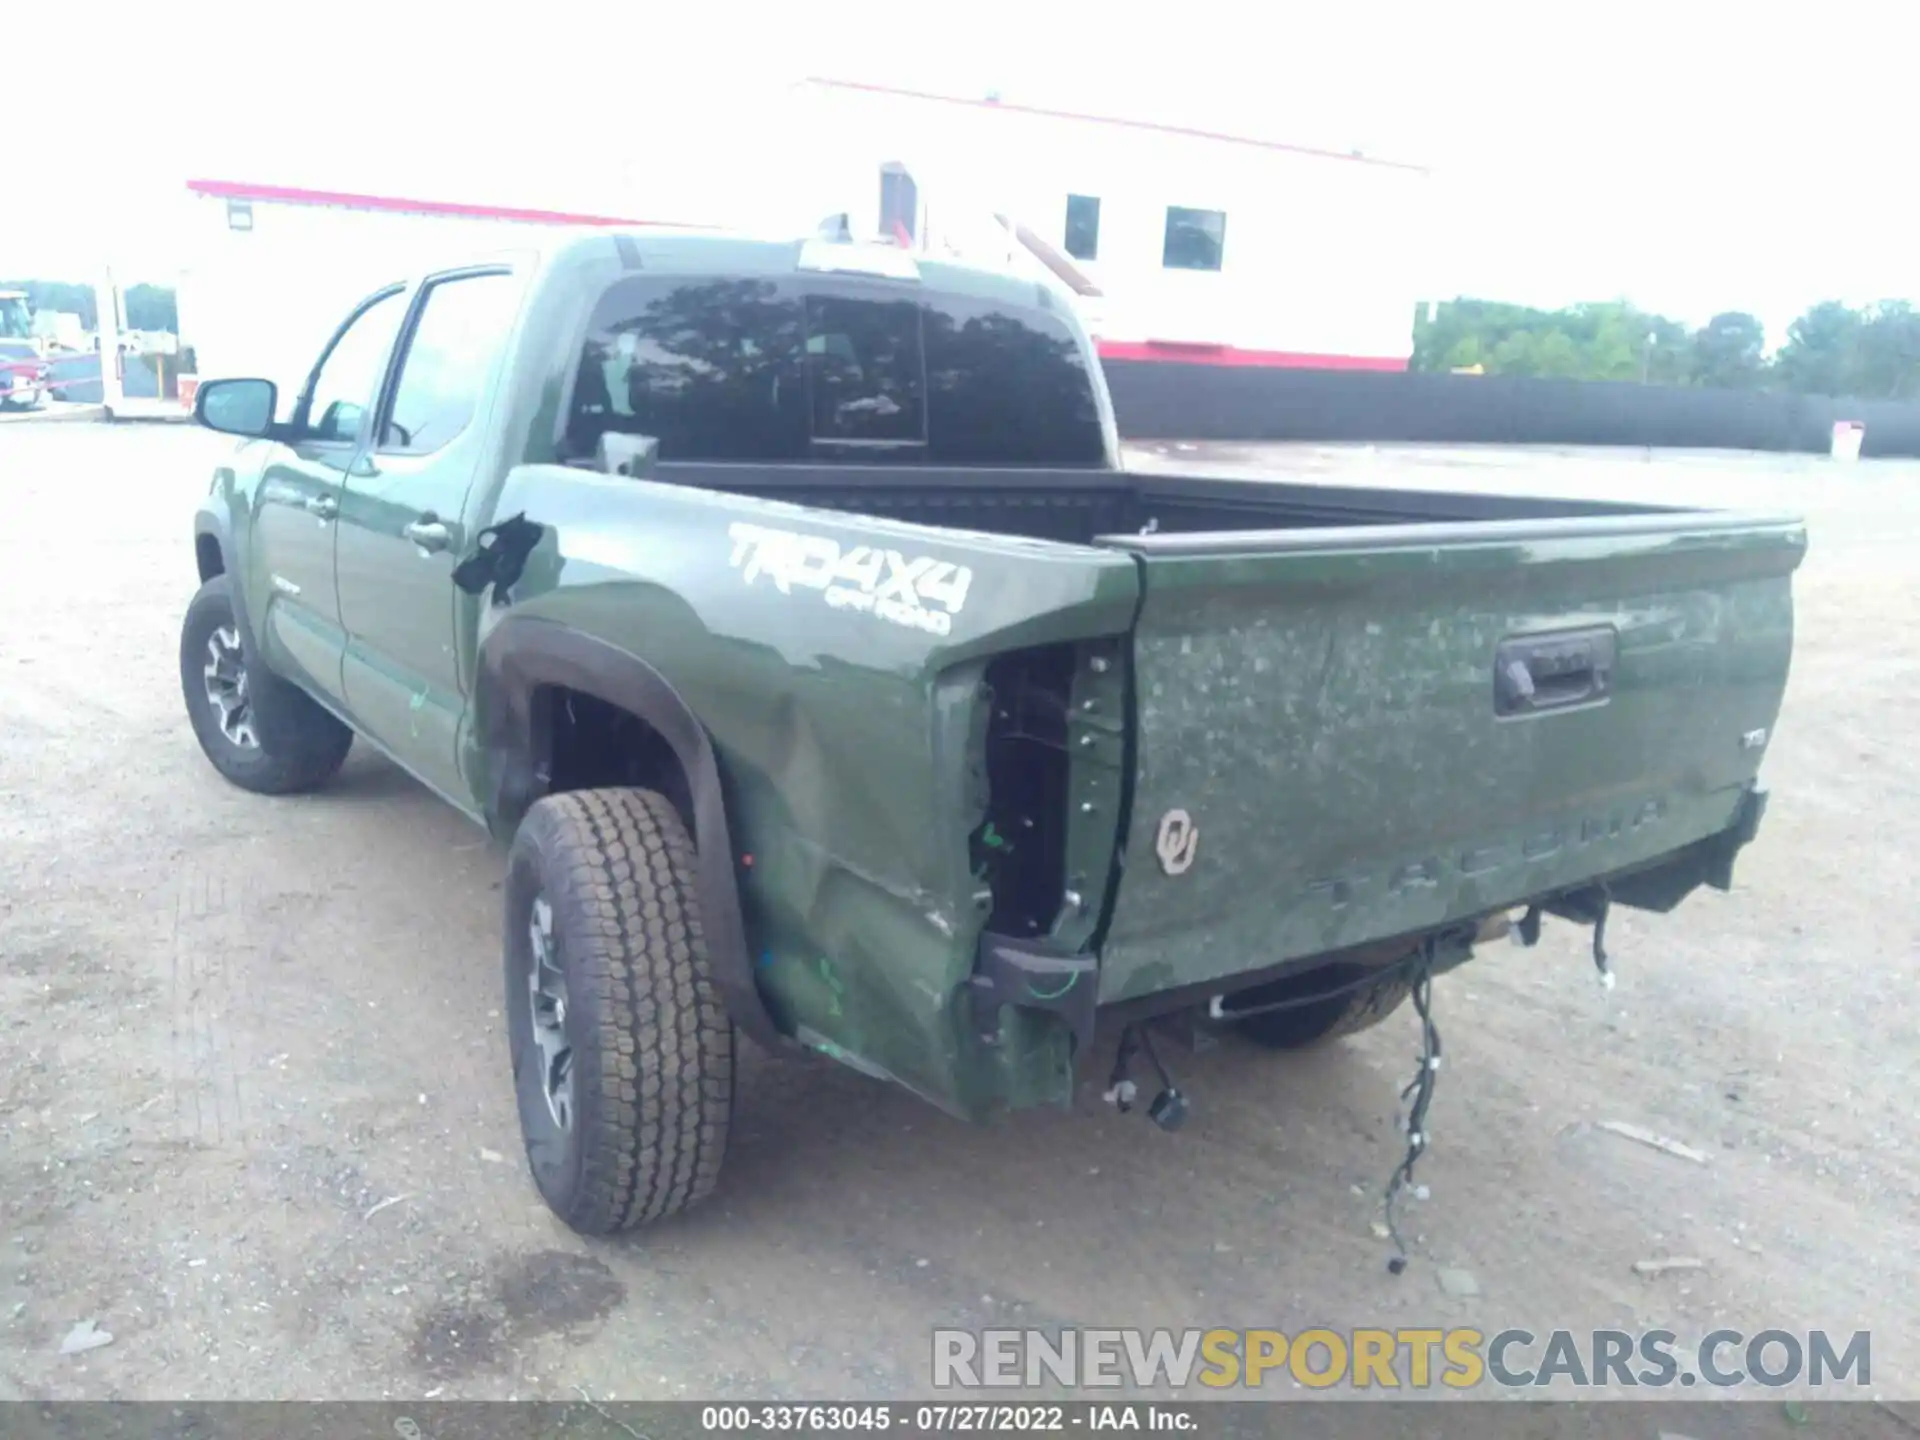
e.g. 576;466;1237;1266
248;285;409;701
336;266;522;809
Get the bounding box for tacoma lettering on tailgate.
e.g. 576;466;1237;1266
1306;798;1671;909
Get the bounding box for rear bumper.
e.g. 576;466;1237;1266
1604;781;1768;913
963;780;1773;1088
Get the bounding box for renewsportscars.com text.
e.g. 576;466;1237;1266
932;1327;1872;1391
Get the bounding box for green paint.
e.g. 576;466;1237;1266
1026;973;1078;1002
191;224;1802;1124
1096;524;1803;1004
817;957;844;1018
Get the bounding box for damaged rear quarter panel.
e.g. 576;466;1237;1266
473;466;1140;1117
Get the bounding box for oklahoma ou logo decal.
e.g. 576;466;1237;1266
1156;809;1199;876
727;522;973;637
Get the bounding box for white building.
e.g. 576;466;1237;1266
172;77;1431;398
173;183;715;399
779;78;1431;369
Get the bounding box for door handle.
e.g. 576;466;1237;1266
306;495;339;520
404;519;452;553
1494;626;1617;717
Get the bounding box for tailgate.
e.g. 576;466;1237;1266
1093;510;1806;1004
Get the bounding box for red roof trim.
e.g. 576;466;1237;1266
804;78;1429;175
184;178;705;229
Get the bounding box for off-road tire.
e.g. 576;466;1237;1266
1230;959;1412;1051
504;788;735;1236
179;576;353;795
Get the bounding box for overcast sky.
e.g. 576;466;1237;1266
9;0;1912;342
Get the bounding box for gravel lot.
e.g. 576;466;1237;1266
1;424;1915;1416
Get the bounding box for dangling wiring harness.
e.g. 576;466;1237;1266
1382;940;1442;1275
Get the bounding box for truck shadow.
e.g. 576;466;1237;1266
320;748;431;803
649;1011;1415;1333
296;748;1423;1334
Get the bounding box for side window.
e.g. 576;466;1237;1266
1064;194;1100;261
305;289;406;443
566;277;808;462
1163;206;1227;272
923;296;1106;465
804;295;925;445
380;272;517;454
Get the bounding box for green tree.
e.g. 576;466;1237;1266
0;279;184;334
1687;312;1767;389
0;280;98;330
0;280;181;335
1412;298;1691;382
1770;301;1861;397
1851;301;1920;400
124;284;179;333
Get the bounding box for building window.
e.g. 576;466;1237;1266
1163;206;1226;271
1064;194;1100;261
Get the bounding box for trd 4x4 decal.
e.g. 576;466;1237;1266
726;522;973;636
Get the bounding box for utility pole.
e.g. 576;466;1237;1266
95;269;125;414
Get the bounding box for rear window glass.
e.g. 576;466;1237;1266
567;277;809;462
804;294;925;445
922;295;1105;464
568;274;1103;465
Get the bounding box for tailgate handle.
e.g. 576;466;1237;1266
1494;627;1616;717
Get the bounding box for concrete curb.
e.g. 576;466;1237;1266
0;404;109;425
0;404;193;427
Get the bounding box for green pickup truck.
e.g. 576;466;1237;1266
181;230;1804;1240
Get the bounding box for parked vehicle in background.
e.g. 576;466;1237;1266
0;337;49;410
177;228;1803;1244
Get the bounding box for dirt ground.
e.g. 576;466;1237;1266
1;424;1915;1411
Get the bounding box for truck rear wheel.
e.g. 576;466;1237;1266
504;788;735;1236
178;577;353;795
1228;959;1411;1051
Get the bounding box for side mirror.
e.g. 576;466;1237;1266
195;378;278;438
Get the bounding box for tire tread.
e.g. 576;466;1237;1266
178;577;351;795
527;788;733;1232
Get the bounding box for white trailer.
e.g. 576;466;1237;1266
777;78;1432;369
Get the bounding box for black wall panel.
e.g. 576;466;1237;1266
1102;362;1920;458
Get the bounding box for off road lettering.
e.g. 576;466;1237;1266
728;522;974;636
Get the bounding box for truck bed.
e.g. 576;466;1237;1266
635;457;1801;1009
651;461;1673;547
